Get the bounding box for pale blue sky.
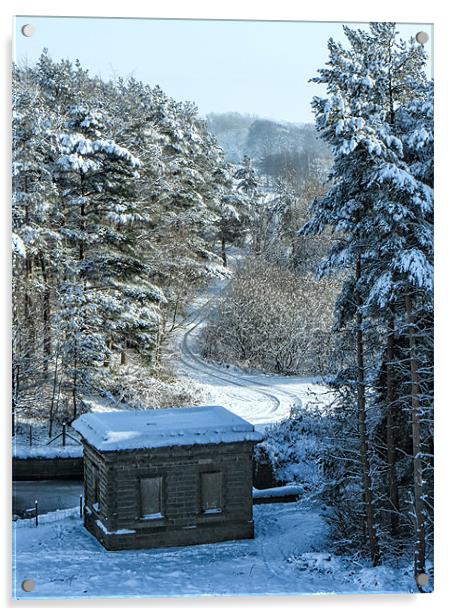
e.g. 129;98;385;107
13;16;433;123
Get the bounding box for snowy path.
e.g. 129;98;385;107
170;262;329;427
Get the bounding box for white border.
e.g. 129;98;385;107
1;1;450;614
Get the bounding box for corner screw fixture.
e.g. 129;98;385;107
21;24;35;37
415;31;429;45
21;579;36;592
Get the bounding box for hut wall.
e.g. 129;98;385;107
83;441;255;550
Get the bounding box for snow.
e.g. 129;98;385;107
56;153;100;174
72;405;263;452
169;250;331;427
375;163;419;191
141;513;164;521
338;137;358;155
96;520;136;536
12;502;419;598
394;248;433;292
360;75;374;89
12;232;26;257
56;134;141;173
14;506;80;528
13;446;82;459
253;485;304;498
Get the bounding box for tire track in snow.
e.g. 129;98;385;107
180;317;281;415
178;307;306;423
171;251;316;424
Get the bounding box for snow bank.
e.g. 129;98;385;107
13;506;80;528
13;446;83;459
255;407;330;486
253;485;304;499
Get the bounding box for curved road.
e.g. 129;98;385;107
171;274;325;426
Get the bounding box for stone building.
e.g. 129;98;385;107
72;405;263;550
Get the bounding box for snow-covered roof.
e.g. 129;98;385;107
72;405;263;452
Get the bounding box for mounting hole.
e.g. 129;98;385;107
416;31;429;45
21;579;36;592
416;573;429;587
21;24;35;37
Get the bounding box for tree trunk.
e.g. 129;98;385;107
356;257;381;566
12;363;20;437
405;293;426;586
221;235;227;267
39;254;52;378
79;198;86;262
73;179;85;420
72;341;78;419
23;191;33;336
120;350;127;365
171;298;180;331
154;324;163;368
385;315;400;536
48;343;60;438
103;339;112;367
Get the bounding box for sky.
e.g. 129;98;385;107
13;16;433;124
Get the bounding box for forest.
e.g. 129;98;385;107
12;22;433;591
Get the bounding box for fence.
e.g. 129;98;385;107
13;498;83;528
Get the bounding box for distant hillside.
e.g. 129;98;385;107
206;112;331;180
205;112;256;163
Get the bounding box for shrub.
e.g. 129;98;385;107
201;259;339;375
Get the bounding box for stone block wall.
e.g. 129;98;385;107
83;441;256;550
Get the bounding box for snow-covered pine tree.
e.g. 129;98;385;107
214;160;254;267
53;103;163;416
12;52;252;431
134;85;228;331
234;155;264;253
302;23;432;573
363;74;433;584
302;31;385;567
69;76;236;365
261;179;296;263
12;67;62;428
351;25;432;584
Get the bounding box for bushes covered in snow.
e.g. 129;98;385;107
200;259;339;375
256;405;333;490
96;364;208;410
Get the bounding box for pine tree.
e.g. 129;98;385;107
215;161;253;267
12;67;62;426
53;103;163;416
303;33;384;567
234;156;263;253
12;52;260;434
303;24;433;574
363;77;433;585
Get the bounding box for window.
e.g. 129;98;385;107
201;471;223;514
92;464;100;512
140;477;163;519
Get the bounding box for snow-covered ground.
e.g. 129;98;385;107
13;421;81;449
14;445;82;459
12;252;418;599
13;501;416;599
